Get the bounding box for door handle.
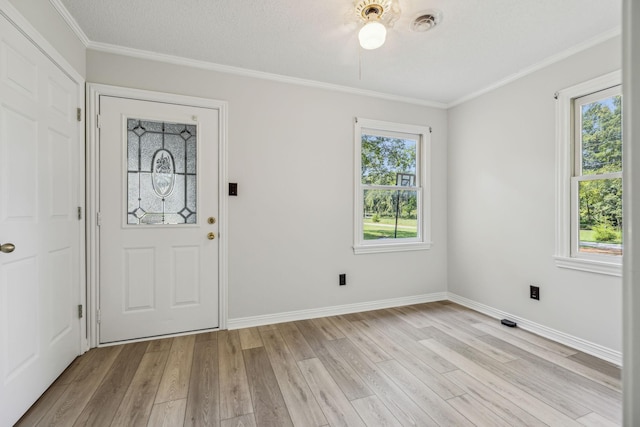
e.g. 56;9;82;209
0;243;15;253
207;232;215;240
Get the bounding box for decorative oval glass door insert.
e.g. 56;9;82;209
127;119;197;225
151;149;176;198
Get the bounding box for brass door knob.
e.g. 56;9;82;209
1;243;15;253
208;217;216;224
207;232;215;240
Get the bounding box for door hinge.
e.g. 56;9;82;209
77;108;82;122
96;114;102;128
97;212;102;226
97;309;101;324
78;304;83;318
77;206;82;220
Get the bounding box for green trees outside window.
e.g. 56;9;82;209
361;134;418;240
577;91;622;255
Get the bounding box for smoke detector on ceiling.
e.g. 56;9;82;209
410;10;442;32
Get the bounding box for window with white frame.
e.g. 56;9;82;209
555;72;622;275
353;118;431;254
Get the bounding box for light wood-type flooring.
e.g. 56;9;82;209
16;301;622;426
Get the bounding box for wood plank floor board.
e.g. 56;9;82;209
360;309;434;342
481;332;622;400
418;304;488;337
388;306;434;328
352;319;464;400
428;328;594;420
297;357;366;427
432;302;496;324
196;331;219;343
148;399;187;427
328;314;392;363
276;321;316;361
19;303;623;427
242;347;293;427
110;349;170;427
73;341;148;427
350;395;402;427
220;413;257;427
15;383;68;427
52;356;83;385
36;345;123;426
444;369;547;427
420;338;583;426
470;316;578;357
156;335;196;403
376;359;474;427
311;316;346;340
447;394;515;427
331;338;438;427
569;351;622;380
295;319;373;401
185;338;220;427
429;319;519;363
361;314;458;374
504;356;622;424
147;337;174;353
218;330;253;419
473;322;621;390
259;328;328;426
238;327;263;350
577;412;620;427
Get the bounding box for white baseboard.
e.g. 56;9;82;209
447;292;622;366
227;292;448;330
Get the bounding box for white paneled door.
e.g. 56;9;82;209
0;14;82;427
98;96;219;343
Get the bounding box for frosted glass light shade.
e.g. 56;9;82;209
358;21;387;50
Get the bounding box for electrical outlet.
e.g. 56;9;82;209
339;274;346;286
530;285;540;300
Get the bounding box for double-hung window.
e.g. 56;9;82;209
555;72;622;275
354;118;431;254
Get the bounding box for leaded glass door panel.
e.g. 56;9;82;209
127;119;197;225
98;95;219;343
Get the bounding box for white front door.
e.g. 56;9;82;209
0;14;82;426
98;95;219;343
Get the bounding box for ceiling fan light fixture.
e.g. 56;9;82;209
355;1;396;50
359;19;387;50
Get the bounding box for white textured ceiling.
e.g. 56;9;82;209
58;0;621;105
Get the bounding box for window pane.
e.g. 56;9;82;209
581;95;622;175
578;178;622;256
127;118;197;225
362;189;418;240
361;134;416;185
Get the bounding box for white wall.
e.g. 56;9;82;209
7;0;85;76
448;36;623;352
86;50;449;320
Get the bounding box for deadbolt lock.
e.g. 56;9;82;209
207;232;215;240
208;217;216;224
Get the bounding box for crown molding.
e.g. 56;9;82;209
49;0;619;110
86;41;447;108
49;0;89;46
447;26;622;108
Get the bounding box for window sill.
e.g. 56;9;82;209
554;256;621;277
353;241;432;255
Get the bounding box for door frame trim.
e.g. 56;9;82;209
86;83;229;347
0;0;87;352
